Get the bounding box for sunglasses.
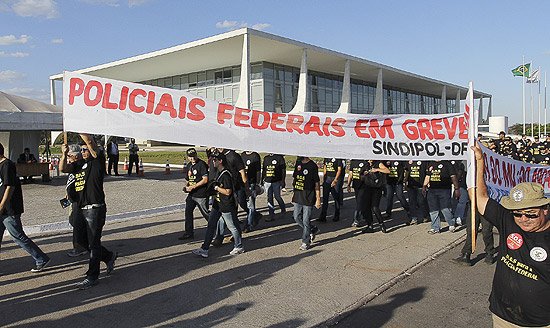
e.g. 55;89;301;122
511;212;540;219
81;148;89;152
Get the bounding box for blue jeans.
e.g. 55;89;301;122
238;184;259;228
265;181;285;216
202;207;242;250
407;186;427;220
453;187;468;220
385;183;410;216
293;203;316;246
320;176;342;218
185;195;210;234
81;205;115;280
426;188;455;231
0;214;49;266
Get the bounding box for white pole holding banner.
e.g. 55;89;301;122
465;81;477;253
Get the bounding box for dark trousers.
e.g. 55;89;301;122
108;154;119;175
128;154;139;175
184;195;210;234
461;204;495;255
407;186;428;219
69;203;88;252
385;183;410;216
320;176;342;217
364;187;384;226
353;187;368;224
81;205;114;280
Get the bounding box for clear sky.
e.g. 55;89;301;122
1;0;549;125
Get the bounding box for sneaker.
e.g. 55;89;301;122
106;252;118;275
361;226;375;233
450;253;472;266
67;249;88;257
211;239;223;247
178;232;194;240
380;223;388;233
310;226;319;243
455;217;463;226
449;226;456;233
77;278;98;290
229;247;245;255
299;243;309;251
31;259;51;273
192;248;209;258
351;221;359;227
242;226;251;233
427;229;440;234
410;218;418;225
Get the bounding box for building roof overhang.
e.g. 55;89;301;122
50;28;491;100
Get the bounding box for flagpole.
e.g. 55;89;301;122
531;65;534;138
523;56;526;135
539;67;542;138
521;56;525;134
545;71;547;136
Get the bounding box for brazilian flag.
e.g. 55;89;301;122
512;63;530;77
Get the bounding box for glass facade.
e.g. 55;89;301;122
139;62;457;115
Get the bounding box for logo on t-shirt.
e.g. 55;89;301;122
246;160;251;165
530;247;548;262
331;158;335;162
193;169;197;175
359;163;364;167
272;160;277;165
417;161;421;165
507;233;523;250
297;165;302;171
188;171;192;177
303;169;309;175
438;164;443;169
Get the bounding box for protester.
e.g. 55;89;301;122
423;160;460;234
127;138;139;176
361;160;389;233
60;134;117;290
319;157;344;222
291;156;320;250
106;137;120;176
179;148;210;240
405;160;429;225
262;153;287;221
384;160;410;222
347;159;368;227
451;160;467;226
489;131;506;154
193;152;244;258
64;144;88;257
471;143;550;327
0;142;50;272
17;147;38;183
240;150;262;232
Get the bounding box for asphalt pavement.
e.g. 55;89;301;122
0;166;498;328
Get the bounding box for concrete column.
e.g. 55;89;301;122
478;97;484;124
372;68;383;114
336;60;351;114
487;97;492;120
290;49;309;113
456;90;461;113
440;85;447;114
234;33;250;109
50;78;56;106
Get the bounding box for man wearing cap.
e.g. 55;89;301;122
193;152;244;258
472;143;550;327
179;148;210;240
490;131;507;155
126;138;139;176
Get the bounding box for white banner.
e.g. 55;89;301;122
63;71;469;160
480;143;550;201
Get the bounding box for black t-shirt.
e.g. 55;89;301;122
186;159;209;198
224;150;245;190
350;159;368;190
385;160;406;185
213;169;236;213
530;142;544;156
263;154;286;183
73;153;106;207
450;160;466;189
0;159;24;215
518;149;533;163
324;158;344;178
426;161;456;189
66;158;85;203
492;138;505;154
406;160;428;188
292;159;320;206
241;152;261;184
533;154;550;165
484;199;550;327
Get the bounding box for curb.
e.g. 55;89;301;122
318;233;467;327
